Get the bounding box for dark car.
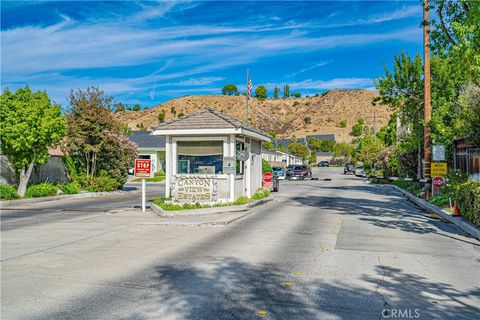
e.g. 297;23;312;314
344;163;355;174
287;165;312;180
318;161;329;167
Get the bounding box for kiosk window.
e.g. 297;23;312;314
236;141;244;175
177;141;223;174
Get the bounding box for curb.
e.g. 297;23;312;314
151;197;273;217
0;189;139;207
389;185;480;240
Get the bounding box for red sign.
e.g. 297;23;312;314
432;177;444;188
263;172;273;189
135;159;152;178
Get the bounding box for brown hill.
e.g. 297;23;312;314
115;89;392;143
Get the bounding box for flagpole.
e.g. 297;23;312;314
246;68;249;127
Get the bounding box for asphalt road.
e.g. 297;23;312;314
1;168;479;320
0;182;165;232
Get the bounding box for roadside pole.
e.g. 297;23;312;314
423;0;432;196
142;178;146;212
134;159;152;213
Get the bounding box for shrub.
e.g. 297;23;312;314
339;120;347;128
59;182;80;195
429;194;450;207
303;116;312;125
262;159;272;174
85;176;120;192
233;196;250;205
252;187;270;200
352;123;363;136
25;183;58;198
456;180;480;227
293;101;300;107
293;92;301;98
0;184;19;200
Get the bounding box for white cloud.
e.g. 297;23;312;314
284;61;333;79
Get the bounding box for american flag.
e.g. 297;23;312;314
247;75;252;97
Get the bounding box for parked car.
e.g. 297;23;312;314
354;168;366;177
318;161;329;167
272;166;287;180
344;163;355;174
287;165;312;180
285;164;295;176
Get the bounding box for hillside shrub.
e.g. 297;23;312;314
456;180;480;227
352;123;363;136
339;120;347;128
0;185;19;200
25;183;58;198
293;101;300;107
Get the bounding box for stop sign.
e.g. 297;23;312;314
432;177;444;188
263;172;273;183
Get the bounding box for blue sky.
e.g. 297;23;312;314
1;1;424;107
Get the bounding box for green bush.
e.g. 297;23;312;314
233;196;250;205
86;176;120;192
252;187;270;200
25;183;58;198
339;120;347;128
59;182;80;194
352;123;363;136
0;184;19;200
456;180;480;227
429;194;450;207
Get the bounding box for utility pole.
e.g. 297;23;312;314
423;0;431;179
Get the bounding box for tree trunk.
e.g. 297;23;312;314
17;163;35;197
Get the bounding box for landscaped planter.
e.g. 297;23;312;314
151;197;273;217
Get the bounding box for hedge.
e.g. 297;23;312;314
0;184;19;200
25;183;58;198
456;180;480;227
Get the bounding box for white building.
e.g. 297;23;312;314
152;108;270;203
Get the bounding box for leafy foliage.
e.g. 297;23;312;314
59;182;80;195
222;84;238;95
459;84;480;147
288;141;309;159
293;92;301;98
308;138;334;152
252;187;270;200
333;142;355;160
354;136;384;169
339;120;347;128
456;180;480;227
0;185;19;200
25;183;58;198
262;159;272;174
0;86;66;196
255;85;267;99
273;87;279;99
158;110;165;123
284;85;290;98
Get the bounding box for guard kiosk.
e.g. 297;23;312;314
152;108;270;203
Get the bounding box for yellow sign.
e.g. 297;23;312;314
431;162;447;177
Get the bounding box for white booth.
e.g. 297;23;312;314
152;108;270;203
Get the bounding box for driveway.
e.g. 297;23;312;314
1;168;479;319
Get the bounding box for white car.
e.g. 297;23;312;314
354;168;366;177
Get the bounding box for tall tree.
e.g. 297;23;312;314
222;84;238;95
284;85;290;98
0;87;66;196
430;0;480;83
273;87;279;99
66;87;118;179
133;104;141;111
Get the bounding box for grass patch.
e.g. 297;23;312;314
154;187;271;211
132;176;165;182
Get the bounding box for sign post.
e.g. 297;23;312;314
263;172;273;189
134;159;152;212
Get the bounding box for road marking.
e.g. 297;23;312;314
257;310;269;315
283;281;292;287
293;272;302;275
319;243;327;249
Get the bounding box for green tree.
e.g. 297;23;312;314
114;102;125;113
0;87;66;196
255;85;267;99
222;84;238;96
273;87;279;99
333;142;355;160
133;104;141;111
352;123;363;137
376;113;397;146
66;87;118;179
459;83;480;146
170;106;176;116
355;136;384;169
288;141;309;159
293;92;301;98
430;0;480;83
284;85;290;98
158;110;165;123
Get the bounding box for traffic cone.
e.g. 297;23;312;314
453;200;460;217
